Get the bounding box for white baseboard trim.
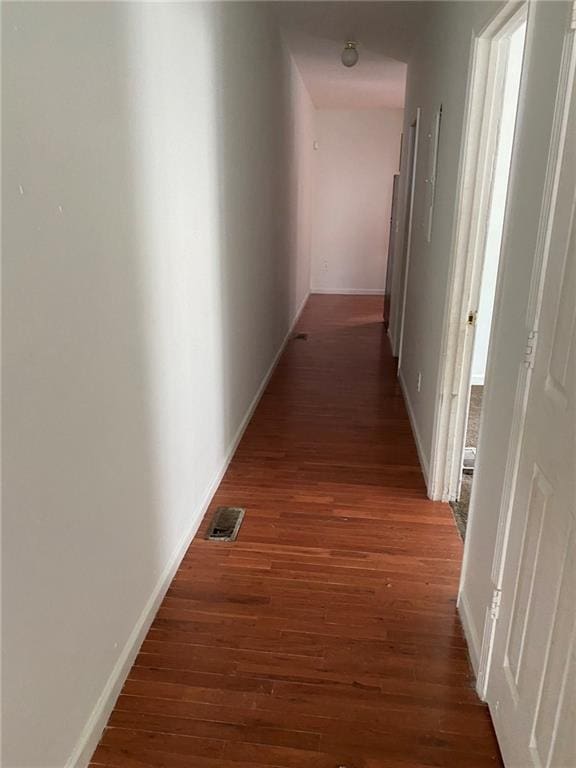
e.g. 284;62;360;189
470;373;485;386
398;367;430;490
68;292;310;768
457;588;482;679
310;288;385;295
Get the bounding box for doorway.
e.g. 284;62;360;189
429;4;528;508
450;18;527;537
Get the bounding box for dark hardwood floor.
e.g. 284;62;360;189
90;295;502;768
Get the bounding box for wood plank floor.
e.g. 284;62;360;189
90;295;502;768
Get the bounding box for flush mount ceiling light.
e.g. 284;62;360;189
341;41;359;68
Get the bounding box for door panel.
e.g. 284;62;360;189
505;465;551;688
533;537;575;766
486;8;576;767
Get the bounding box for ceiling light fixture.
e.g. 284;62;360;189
341;41;359;68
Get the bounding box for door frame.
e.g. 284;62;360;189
428;2;527;502
383;173;400;328
479;7;576;705
397;108;420;369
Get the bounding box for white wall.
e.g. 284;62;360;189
471;22;525;386
310;109;403;294
2;3;314;766
389;1;506;478
288;56;317;308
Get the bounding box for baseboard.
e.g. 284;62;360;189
470;373;485;386
398;368;430;489
67;469;216;768
457;588;482;679
68;291;310;768
310;288;385;295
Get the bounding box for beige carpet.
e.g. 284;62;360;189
466;385;483;446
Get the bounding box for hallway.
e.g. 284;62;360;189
90;296;502;768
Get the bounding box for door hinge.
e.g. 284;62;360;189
524;329;538;369
490;588;502;621
467;310;477;326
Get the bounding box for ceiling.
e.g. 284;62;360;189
274;2;424;110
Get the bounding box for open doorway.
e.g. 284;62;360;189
450;18;527;537
428;3;528;512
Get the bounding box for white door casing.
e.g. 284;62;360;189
428;2;527;502
396;109;420;366
485;10;576;767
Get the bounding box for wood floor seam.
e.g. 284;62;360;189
90;296;502;768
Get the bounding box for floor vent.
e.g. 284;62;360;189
293;332;308;340
206;507;245;542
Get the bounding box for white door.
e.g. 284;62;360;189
486;14;576;768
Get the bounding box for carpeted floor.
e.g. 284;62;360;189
451;474;473;540
466;386;483;446
450;386;483;539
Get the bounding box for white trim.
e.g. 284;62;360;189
397;108;421;371
66;292;310;768
470;373;485;386
457;589;483;680
481;17;576;704
429;2;527;503
310;288;385;295
398;367;430;487
475;590;499;699
490;9;576;595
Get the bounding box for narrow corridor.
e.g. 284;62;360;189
90;295;502;767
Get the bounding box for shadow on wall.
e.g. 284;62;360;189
210;3;294;449
2;2;312;766
3;5;163;766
